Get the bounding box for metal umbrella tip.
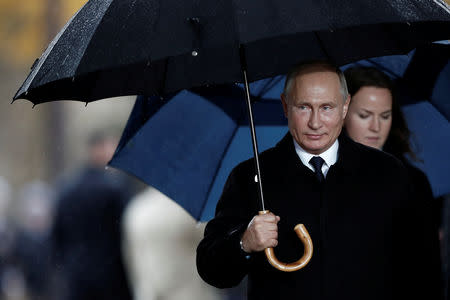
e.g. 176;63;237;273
192;51;198;56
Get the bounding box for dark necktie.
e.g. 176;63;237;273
309;156;325;182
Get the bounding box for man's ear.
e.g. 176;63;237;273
281;93;288;118
342;94;351;119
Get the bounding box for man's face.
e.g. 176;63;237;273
281;69;350;154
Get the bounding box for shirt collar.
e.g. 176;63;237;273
293;138;339;170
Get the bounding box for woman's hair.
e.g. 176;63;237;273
344;67;417;160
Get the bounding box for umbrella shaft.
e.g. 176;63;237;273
242;68;266;211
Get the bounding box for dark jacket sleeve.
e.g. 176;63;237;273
196;164;256;288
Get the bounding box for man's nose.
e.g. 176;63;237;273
308;110;321;130
369;117;380;132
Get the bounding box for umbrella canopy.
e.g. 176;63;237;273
110;83;287;221
13;0;450;104
110;43;450;221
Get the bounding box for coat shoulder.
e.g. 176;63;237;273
231;143;285;177
349;139;405;171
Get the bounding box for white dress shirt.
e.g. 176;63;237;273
293;138;339;178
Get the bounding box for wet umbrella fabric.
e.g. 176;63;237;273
13;0;450;104
110;44;450;221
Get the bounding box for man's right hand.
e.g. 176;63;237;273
240;212;280;253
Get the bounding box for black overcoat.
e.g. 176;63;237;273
52;167;133;300
197;133;435;300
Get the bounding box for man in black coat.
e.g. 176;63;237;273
52;132;133;300
197;61;435;299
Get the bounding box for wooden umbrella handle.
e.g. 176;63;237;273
259;210;313;272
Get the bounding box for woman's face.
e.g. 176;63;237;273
344;86;392;150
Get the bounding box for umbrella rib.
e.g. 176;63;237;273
200;123;241;220
19;3;88;95
73;0;117;76
313;32;332;63
425;102;450;123
364;59;402;79
257;76;284;98
432;0;450;13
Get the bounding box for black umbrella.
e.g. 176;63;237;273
13;0;450;272
13;0;450;104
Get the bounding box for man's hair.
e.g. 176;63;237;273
283;60;349;101
344;66;417;161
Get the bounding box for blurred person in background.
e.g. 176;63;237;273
13;181;55;300
343;66;443;299
122;186;223;300
51;131;133;300
0;176;27;300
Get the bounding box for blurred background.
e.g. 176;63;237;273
0;1;449;300
0;1;137;300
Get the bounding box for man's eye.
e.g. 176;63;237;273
322;106;332;111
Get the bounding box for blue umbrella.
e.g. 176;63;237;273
110;83;288;221
110;43;450;221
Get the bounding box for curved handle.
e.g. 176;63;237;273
259;210;313;272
